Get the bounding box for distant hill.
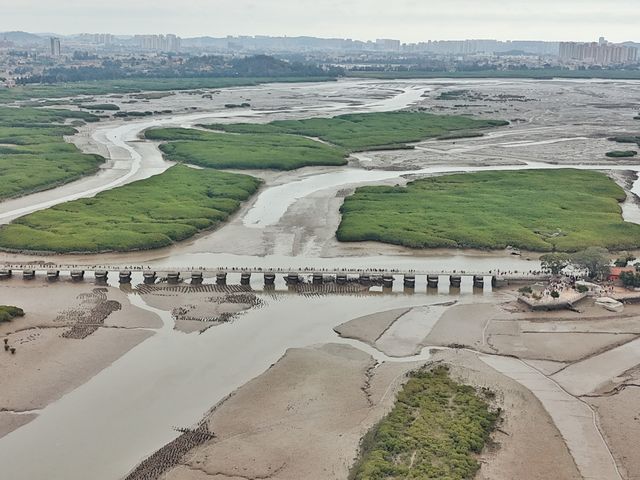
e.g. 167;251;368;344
0;31;46;45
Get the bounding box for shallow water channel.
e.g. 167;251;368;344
0;278;474;480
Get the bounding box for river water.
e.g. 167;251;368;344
0;283;458;480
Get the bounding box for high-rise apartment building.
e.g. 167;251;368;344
134;34;182;52
559;39;638;65
50;37;61;56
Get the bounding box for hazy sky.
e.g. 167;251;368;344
2;0;639;43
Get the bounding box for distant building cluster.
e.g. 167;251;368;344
559;38;638;65
77;33;115;46
406;39;559;56
134;34;181;52
375;38;401;52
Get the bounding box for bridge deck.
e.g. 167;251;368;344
0;263;547;279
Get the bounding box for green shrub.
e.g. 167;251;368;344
0;305;24;322
352;366;499;480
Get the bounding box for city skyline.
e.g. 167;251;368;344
2;0;639;44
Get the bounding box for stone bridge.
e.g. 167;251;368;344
0;264;548;289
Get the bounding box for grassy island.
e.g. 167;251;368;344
352;366;499;480
204;111;508;151
145;128;348;170
0;165;260;253
606;150;637;158
0;106;104;200
337;169;640;252
0;305;25;323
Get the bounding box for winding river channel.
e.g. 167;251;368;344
0;78;637;479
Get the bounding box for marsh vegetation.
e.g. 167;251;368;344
0;106;103;199
0;165;260;253
352;366;499;480
337;169;640;252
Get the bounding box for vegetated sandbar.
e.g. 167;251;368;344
352;365;499;480
337;169;640;252
0;164;260;253
204;111;508;151
0;106;104;200
145;127;348;170
0;77;337;103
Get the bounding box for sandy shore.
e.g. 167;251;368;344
127;343;420;480
0;280;161;437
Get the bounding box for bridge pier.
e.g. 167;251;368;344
70;270;85;281
336;274;347;285
216;272;227;285
94;270;108;283
167;272;181;284
240;272;251;286
191;272;203;285
403;275;415;288
473;275;484;289
119;270;132;284
47;270;60;281
492;276;507;288
312;273;323;285
23;269;35;280
358;274;370;285
427;275;439;289
143;272;157;284
0;269;12;280
382;275;394;288
264;273;276;286
285;273;300;285
449;275;462;288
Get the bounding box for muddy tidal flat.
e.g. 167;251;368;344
2;78;640;479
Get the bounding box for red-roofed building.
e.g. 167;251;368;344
608;266;636;284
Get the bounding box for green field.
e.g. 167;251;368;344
0;165;261;253
0;305;24;323
145;128;348;170
204;111;508;151
0;77;335;104
337;169;640;252
352;366;498;480
0;106;104;199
